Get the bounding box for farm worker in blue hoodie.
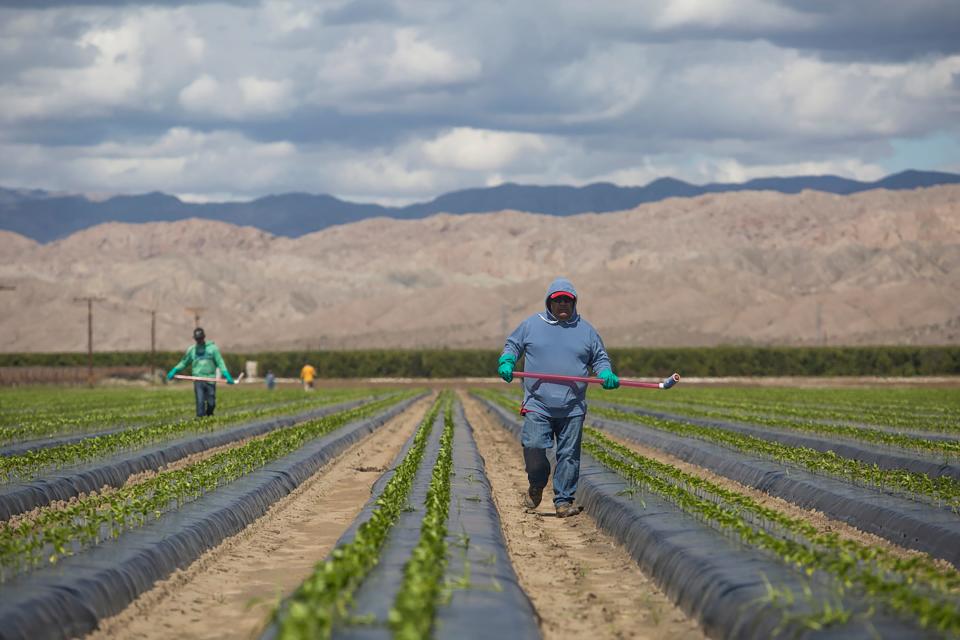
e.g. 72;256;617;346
166;327;235;417
498;277;619;518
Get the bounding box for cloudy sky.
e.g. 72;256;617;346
1;0;958;204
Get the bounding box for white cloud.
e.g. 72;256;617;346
312;27;481;103
238;76;294;114
652;0;813;30
701;158;888;184
387;28;480;85
179;74;221;111
178;75;296;117
422;128;549;171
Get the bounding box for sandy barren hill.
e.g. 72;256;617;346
0;186;957;352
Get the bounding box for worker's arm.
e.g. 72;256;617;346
212;345;235;384
166;347;194;381
590;332;618;389
498;322;527;383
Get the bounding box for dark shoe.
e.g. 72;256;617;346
523;485;544;509
556;502;582;518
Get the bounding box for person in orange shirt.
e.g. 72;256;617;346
299;363;317;391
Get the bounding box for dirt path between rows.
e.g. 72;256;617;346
90;395;433;640
460;392;705;640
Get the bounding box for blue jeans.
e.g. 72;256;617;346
521;412;584;506
194;381;216;417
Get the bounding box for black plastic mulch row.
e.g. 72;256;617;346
596;402;960;482
263;398;541;640
0;394;424;640
475;395;928;640
0;397;374;521
589;414;960;567
0;397;327;457
432;401;539;639
330;406;448;640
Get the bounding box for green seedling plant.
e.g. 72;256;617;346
389;393;456;639
583;428;960;635
276;394;444;640
0;394;411;582
0;389;389;483
590;405;960;512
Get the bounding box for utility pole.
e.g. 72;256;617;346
74;296;105;387
816;302;824;346
185;306;205;328
149;309;157;383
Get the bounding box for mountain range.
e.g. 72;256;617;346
1;184;957;352
2;169;958;243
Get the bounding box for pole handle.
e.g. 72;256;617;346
512;371;680;390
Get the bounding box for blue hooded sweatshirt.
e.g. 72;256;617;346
500;277;612;418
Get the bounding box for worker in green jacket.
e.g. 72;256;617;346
166;327;235;417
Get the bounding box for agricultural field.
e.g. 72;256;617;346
0;381;958;639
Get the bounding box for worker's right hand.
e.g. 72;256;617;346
165;370;175;381
497;354;515;383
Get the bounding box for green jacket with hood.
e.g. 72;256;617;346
169;341;232;380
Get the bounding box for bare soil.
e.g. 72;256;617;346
460;392;705;640
89;395;433;640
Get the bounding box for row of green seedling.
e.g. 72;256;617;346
389;395;456;640
275;393;445;639
1;388;366;444
591;404;960;512
0;389;382;483
0;387;188;421
0;393;411;583
609;392;960;457
609;386;960;433
583;429;960;635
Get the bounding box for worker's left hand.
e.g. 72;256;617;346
225;374;236;385
598;370;619;390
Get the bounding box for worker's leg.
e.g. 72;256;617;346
193;381;205;418
203;382;216;416
520;411;553;492
552;415;584;506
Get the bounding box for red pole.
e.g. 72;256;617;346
512;371;680;389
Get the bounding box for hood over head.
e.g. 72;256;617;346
543;277;578;321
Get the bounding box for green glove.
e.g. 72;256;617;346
224;371;235;385
598;369;619;390
166;369;175;381
497;354;516;383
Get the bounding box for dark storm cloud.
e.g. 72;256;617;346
769;2;960;61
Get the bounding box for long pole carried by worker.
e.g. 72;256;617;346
513;371;680;389
173;372;245;384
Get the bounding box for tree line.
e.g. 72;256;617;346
1;346;958;377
